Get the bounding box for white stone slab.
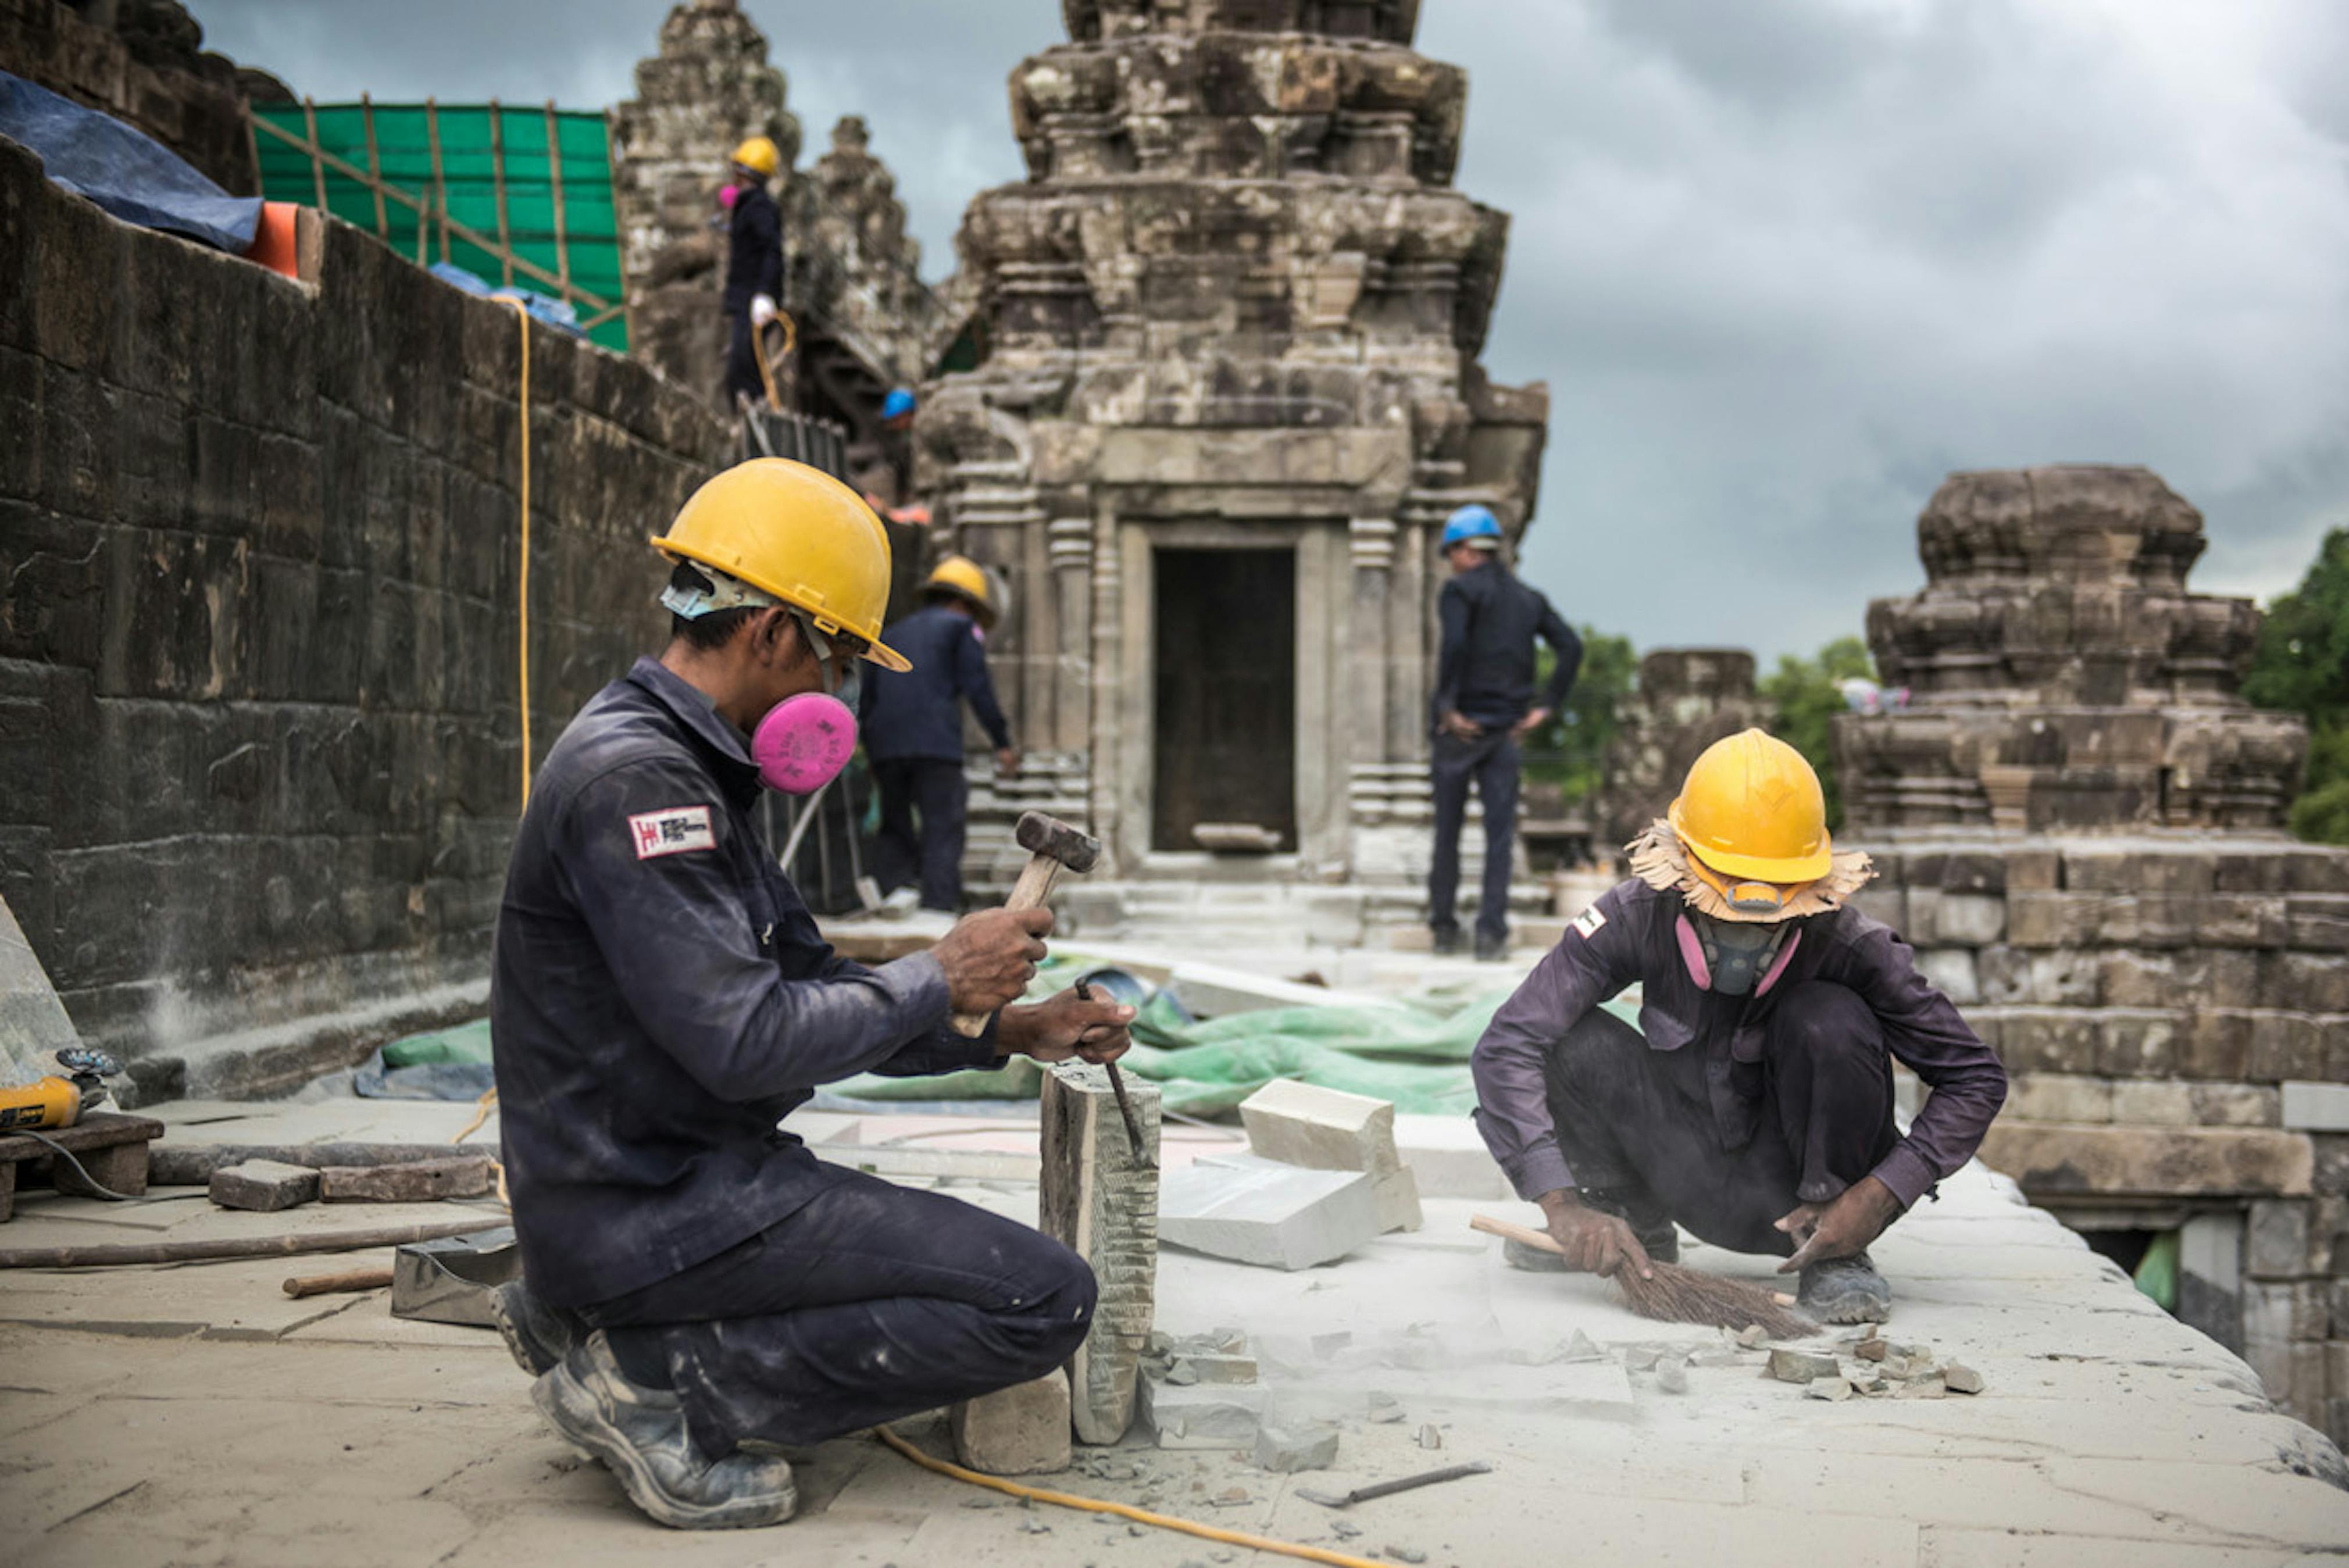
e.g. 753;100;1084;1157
1158;1155;1380;1270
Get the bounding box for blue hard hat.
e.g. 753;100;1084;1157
1441;504;1502;548
882;387;918;420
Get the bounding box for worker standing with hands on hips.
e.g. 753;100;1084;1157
860;556;1018;912
487;460;1133;1531
1470;730;2008;1324
1427;504;1583;961
720;135;783;410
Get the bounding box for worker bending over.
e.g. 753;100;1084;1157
1428;504;1583;960
1470;730;2007;1322
488;460;1131;1530
720;136;783;409
861;556;1018;913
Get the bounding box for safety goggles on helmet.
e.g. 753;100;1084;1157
1682;852;1812;920
661;562;782;621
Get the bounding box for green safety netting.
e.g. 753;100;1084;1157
250;101;629;353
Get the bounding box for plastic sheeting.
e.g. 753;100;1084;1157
0;71;260;252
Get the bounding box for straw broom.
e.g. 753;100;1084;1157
1471;1214;1819;1340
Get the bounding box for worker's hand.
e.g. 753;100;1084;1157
1538;1189;1653;1281
995;747;1022;779
933;906;1053;1017
1512;706;1553;738
1439;710;1484;740
1775;1176;1901;1273
998;988;1136;1065
750;294;779;327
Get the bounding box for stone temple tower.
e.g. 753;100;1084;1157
922;0;1548;887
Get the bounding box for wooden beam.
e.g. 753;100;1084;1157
487;99;514;287
542;102;571;302
425;97;449;265
360;92;388;240
247;116;616;315
301;95;327;211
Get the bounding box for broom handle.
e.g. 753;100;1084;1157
1470;1213;1563;1253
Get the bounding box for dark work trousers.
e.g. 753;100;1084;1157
724;310;763;408
581;1161;1097;1460
872;756;969;912
1428;727;1521;943
1543;983;1901;1256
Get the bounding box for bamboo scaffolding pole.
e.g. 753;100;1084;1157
360;92;388;239
487;99;514;287
301;95;327;211
425;97;449;265
542;101;571;303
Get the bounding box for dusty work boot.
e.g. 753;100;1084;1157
1431;926;1462;956
533;1332;798;1530
1474;932;1509;963
491;1278;586;1376
1504;1188;1680;1272
1798;1251;1893;1324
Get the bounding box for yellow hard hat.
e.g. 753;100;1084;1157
922;555;994;622
730;136;781;177
651;459;910;672
1668;729;1834;884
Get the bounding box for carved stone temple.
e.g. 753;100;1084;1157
921;0;1548;884
1836;466;2349;1441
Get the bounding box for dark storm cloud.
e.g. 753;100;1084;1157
190;0;2349;657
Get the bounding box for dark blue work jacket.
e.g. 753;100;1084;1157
724;184;781;313
490;657;996;1306
1431;559;1583;731
859;603;1013;762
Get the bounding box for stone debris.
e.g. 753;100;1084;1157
207;1159;320;1212
950;1370;1072;1477
1894;1375;1949;1400
1366;1392;1405;1423
1853;1337;1890;1362
1140;1377;1267;1451
1042;1063;1160;1444
1386;1546;1429;1564
1805;1377;1854;1403
1944;1362;1986;1395
1159;1156;1381;1271
1209;1486;1252;1508
1416;1422;1443;1451
1655;1358;1690;1395
1735;1324;1768;1349
1253;1421;1340;1474
1331;1519;1363;1540
1767;1350;1841;1385
1623;1346;1662;1372
1238;1079;1423;1234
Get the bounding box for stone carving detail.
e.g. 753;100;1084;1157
1838;466;2307;831
1040;1062;1160;1445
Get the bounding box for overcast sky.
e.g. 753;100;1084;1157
191;0;2349;660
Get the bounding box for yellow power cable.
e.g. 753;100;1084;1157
874;1426;1390;1568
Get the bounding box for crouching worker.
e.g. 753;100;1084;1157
488;459;1134;1530
1470;730;2006;1323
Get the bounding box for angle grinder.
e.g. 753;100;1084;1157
0;1048;124;1133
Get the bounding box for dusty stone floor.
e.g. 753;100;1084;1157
4;1085;2348;1567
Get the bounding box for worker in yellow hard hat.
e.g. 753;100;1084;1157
859;555;1019;912
1469;728;2008;1325
721;135;784;409
484;460;1133;1531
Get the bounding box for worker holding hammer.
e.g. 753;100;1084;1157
487;459;1133;1531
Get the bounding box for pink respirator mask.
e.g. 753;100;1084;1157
751;691;858;795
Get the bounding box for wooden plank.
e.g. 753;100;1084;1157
301;95;327;211
487;99;513;286
360;92;388;239
319;1156;494;1203
247;116;615;315
425;97;449;265
0;1217;498;1271
542;101;571;302
0;1111;165;1165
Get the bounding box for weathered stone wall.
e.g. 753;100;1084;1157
0;0;288;196
1595;648;1762;860
0;132;730;1096
1838;466;2349;1442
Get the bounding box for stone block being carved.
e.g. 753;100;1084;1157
1040;1061;1160;1445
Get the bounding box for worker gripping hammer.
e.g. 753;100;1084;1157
949;812;1152;1166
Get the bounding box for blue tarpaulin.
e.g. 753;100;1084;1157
0;70;261;252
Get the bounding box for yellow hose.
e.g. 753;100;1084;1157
874;1426;1389;1568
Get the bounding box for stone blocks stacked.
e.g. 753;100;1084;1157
1239;1077;1423;1233
0;134;730;1094
1838;465;2349;1442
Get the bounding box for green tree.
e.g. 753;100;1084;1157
2246;527;2349;845
1759;635;1875;830
1522;628;1638;806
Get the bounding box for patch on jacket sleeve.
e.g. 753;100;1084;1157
629;805;715;859
1571;903;1608;939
